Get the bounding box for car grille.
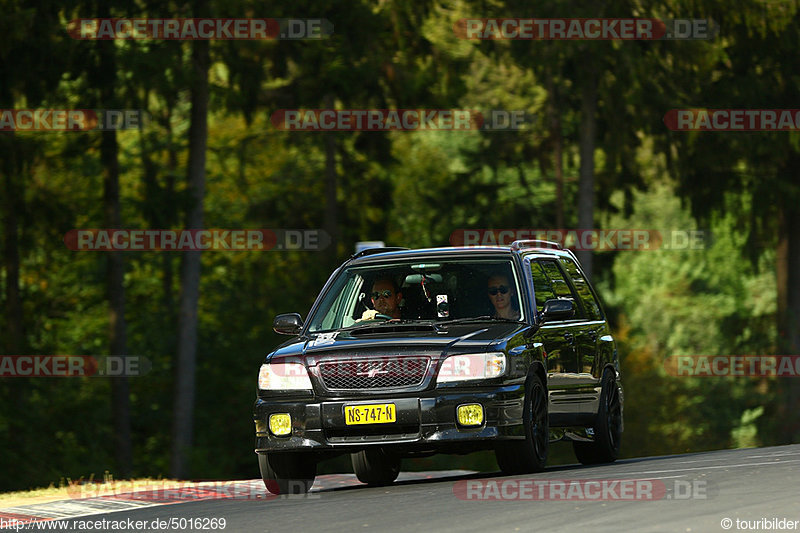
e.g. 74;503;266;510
318;357;429;390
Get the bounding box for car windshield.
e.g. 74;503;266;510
307;258;524;333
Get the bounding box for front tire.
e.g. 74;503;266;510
258;452;316;495
351;448;401;485
495;372;549;474
573;369;622;465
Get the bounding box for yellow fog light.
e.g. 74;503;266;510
457;404;484;427
269;413;292;436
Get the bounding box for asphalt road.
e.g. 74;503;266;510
37;445;800;533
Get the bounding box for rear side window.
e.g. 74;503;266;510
559;257;603;320
540;261;575;299
537;260;582;320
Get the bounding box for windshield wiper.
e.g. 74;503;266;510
340;318;439;332
439;316;525;324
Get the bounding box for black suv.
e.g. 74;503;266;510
253;241;623;494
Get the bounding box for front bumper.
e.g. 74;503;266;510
254;384;526;454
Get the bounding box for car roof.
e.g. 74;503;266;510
346;245;573;265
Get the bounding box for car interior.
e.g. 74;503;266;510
353;263;520;321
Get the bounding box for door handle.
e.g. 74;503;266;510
563;332;575;344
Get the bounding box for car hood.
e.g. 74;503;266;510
266;321;528;364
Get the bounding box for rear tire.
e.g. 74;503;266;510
258;452;316;495
495;372;549;474
351;448;401;486
573;369;622;465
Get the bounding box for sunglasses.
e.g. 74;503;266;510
371;290;394;299
488;285;510;296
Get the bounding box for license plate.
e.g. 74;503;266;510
344;403;397;425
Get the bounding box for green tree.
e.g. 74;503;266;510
665;1;800;443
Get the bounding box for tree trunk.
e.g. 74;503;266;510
546;78;565;229
1;135;23;355
777;210;788;346
171;19;210;480
323;94;338;260
164;106;178;311
777;197;800;443
0;71;23;354
97;27;132;477
103;129;132;477
576;70;597;279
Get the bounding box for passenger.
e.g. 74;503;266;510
487;274;520;320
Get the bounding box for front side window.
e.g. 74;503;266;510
529;261;556;312
307;258;524;332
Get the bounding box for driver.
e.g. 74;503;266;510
361;277;403;320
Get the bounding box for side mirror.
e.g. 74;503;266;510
540;299;575;323
273;313;303;335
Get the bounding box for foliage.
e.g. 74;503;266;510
601;180;777;456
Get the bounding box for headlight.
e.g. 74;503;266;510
258;362;313;390
437;352;506;383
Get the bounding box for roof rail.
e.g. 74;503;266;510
510;239;562;252
564;247;581;265
351;246;409;259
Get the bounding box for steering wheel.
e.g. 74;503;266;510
357;310;395;322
